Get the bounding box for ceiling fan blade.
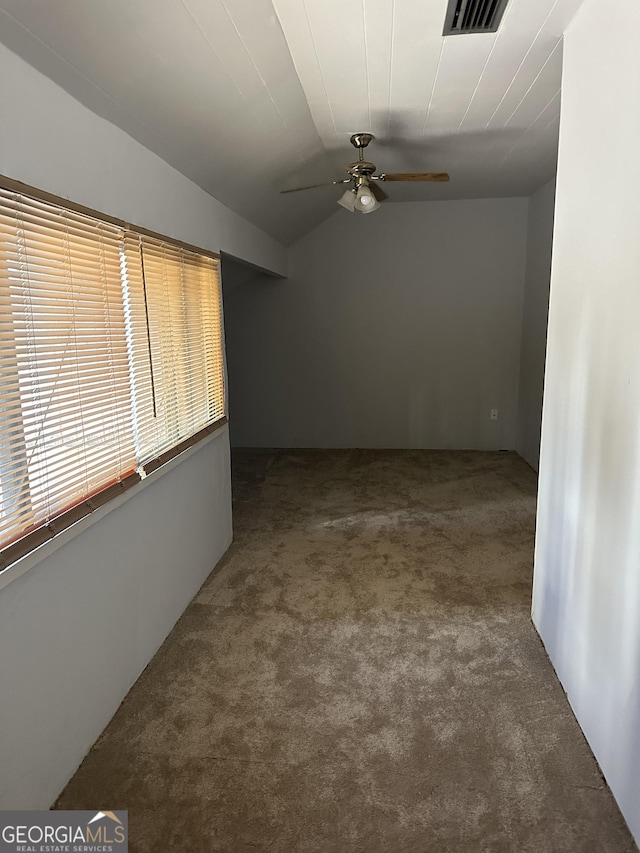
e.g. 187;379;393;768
280;181;344;193
369;182;388;202
381;172;450;182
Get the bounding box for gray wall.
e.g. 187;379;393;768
0;43;284;808
0;43;287;277
0;432;231;809
532;0;640;844
224;198;529;449
516;179;556;470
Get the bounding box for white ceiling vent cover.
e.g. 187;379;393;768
443;0;509;35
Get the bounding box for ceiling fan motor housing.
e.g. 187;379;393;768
348;161;376;178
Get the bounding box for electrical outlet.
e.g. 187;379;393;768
490;409;498;421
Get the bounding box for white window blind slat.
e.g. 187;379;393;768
0;188;138;553
1;183;226;568
122;234;225;467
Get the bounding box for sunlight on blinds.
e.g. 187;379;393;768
1;182;226;569
122;235;225;467
0;188;138;552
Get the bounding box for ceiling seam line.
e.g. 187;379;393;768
218;0;288;128
502;111;561;174
421;38;445;137
0;7;177;149
526;126;561;176
501;39;562;128
456;33;499;134
362;0;372;132
301;0;338;142
483;0;561;128
178;0;245;98
387;0;396;133
529;112;563;167
456;0;516;134
541;111;561;132
498;88;561;166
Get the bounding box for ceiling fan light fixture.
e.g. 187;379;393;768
360;195;380;214
354;184;378;212
337;188;357;212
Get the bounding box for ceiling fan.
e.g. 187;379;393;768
281;132;449;214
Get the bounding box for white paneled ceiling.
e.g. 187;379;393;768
274;0;585;201
0;0;586;245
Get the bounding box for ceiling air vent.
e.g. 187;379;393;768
443;0;509;35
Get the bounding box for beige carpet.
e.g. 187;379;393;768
56;449;637;852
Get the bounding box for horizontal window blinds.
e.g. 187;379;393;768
0;182;226;570
122;235;225;466
0;188;138;555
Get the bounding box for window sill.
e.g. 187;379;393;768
0;422;229;593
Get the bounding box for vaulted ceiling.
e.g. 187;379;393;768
0;0;585;245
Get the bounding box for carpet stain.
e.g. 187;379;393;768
55;449;637;852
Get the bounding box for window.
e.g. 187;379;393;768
122;234;225;468
0;181;225;570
